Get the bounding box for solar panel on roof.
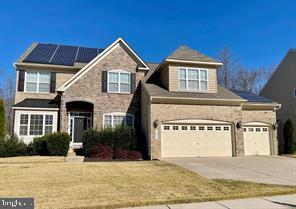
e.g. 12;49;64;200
24;43;58;64
231;90;272;103
76;47;98;63
50;45;78;66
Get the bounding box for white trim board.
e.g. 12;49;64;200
12;107;59;111
57;37;150;92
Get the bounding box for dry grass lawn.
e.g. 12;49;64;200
0;157;295;209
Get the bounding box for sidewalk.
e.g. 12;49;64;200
120;194;296;209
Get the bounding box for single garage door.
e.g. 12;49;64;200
243;125;270;156
161;123;233;157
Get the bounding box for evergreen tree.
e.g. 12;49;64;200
0;99;6;139
283;119;295;153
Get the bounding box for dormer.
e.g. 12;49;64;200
150;46;223;93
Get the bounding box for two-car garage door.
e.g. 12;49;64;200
161;120;233;157
161;120;271;158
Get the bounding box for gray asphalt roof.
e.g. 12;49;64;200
143;83;244;101
13;99;59;109
167;45;220;63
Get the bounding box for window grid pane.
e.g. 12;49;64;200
104;115;112;128
108;71;131;93
178;68;208;91
29;114;43;135
26;82;37;92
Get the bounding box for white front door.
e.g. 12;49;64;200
243;126;270;155
161;123;233;158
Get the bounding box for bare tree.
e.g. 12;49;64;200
217;48;238;89
1;75;15;135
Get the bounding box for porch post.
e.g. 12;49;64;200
59;96;68;133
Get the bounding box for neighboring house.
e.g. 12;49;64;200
12;37;280;159
260;49;296;153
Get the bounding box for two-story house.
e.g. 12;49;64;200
260;49;296;153
13;37;280;159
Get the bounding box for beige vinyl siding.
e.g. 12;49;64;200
168;64;218;93
158;65;169;89
15;70;75;104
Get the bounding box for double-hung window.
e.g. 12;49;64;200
25;72;50;93
108;70;130;93
103;113;134;128
19;114;54;136
178;67;208;91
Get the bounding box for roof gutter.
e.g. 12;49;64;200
13;62;81;70
150;96;246;105
12;107;59;111
165;58;223;66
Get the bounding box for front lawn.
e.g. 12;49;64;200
0;157;295;209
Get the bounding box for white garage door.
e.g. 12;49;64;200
243;126;270;156
161;123;233;157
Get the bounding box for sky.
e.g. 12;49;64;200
1;0;296;84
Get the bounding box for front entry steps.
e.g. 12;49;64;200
65;148;84;162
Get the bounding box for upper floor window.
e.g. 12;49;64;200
103;113;134;128
178;67;208;91
25;72;50;93
107;70;130;93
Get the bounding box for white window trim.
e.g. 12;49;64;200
107;70;131;94
19;113;54;136
178;67;208;92
103;112;134;128
24;71;51;93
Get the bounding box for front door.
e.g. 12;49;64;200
73;118;85;143
69;112;92;147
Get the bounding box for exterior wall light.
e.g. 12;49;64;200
236;121;242;129
153;119;160;128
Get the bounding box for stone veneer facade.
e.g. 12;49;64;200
59;44;146;133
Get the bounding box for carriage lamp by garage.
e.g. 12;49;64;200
153;119;160;128
236;121;242;129
273;120;280;130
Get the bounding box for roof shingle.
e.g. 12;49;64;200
167;45;220;63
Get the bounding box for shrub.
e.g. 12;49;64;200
284;119;296;154
0;99;6;139
0;135;27;157
90;144;113;160
113;126;136;150
47;132;70;156
31;136;49;156
114;148;129;159
82;128;114;157
31;132;70;156
127;150;142;160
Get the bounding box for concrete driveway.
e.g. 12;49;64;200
164;156;296;185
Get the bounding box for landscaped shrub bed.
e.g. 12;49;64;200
0;135;27;157
0;132;70;158
82;126;142;160
30;132;70;156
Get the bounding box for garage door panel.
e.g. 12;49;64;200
162;124;232;158
243;126;270;156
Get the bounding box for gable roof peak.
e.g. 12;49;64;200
167;45;222;64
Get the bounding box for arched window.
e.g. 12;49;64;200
107;70;131;93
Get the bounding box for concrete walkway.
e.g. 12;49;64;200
164;156;296;185
120;194;296;209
